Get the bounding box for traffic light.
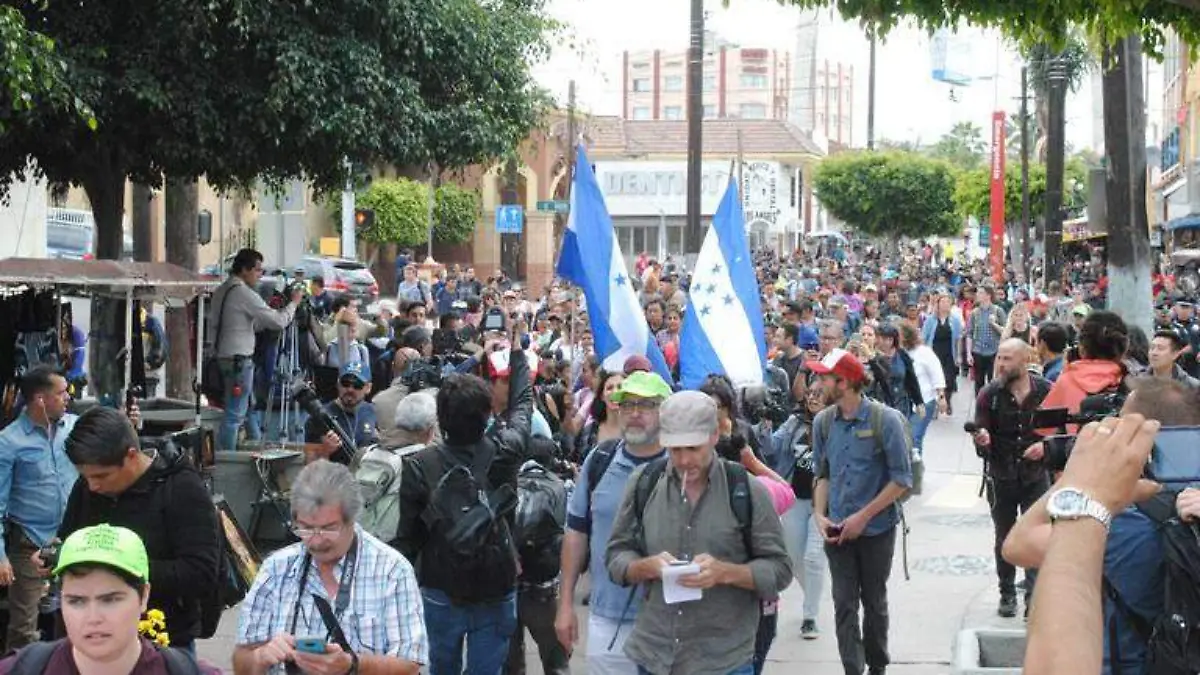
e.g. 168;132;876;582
354;208;375;230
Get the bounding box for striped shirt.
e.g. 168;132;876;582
236;526;428;670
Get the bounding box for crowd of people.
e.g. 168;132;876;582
0;239;1199;675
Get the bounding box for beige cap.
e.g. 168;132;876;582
658;391;718;447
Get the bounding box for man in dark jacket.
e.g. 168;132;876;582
55;406;219;651
396;331;533;675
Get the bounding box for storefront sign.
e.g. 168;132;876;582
989;111;1006;282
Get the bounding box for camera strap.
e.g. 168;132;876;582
287;536;359;643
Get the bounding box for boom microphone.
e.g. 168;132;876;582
963;422;979;434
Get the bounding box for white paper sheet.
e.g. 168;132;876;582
661;563;702;604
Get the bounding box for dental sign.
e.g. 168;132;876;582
595;160;779;218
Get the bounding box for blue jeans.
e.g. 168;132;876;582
639;664;753;675
422;588;517;675
910;399;937;454
218;357;260;451
781;498;827;621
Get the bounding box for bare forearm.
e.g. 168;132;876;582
1025;521;1108;675
813;479;829;517
1002;492;1052;569
361;653;420;675
232;645;265;675
624;556;662;584
858;482;907;521
558;531;588;607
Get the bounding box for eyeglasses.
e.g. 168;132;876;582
292;522;346;539
618;399;661;412
339;378;366;390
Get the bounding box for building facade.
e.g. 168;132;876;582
622;33;791;121
788;10;854;147
1154;28;1198;231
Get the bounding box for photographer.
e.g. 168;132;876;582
395;325;533;675
1038;311;1131;430
970;338;1052;618
1004;379;1200;675
303;361;379;466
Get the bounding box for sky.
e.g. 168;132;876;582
532;0;1162;153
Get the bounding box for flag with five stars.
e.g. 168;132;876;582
679;177;766;389
556;146;672;382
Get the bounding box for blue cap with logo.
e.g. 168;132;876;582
339;360;371;385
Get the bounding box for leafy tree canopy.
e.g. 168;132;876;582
0;7;92;135
780;0;1200;58
928;121;987;171
358;179;431;247
434;184;480;245
953;158;1089;224
814;151;960;239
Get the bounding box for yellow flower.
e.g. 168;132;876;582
137;620;152;635
154;633;170;647
147;609;166;622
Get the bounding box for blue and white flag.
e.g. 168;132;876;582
679;178;767;389
556;146;672;382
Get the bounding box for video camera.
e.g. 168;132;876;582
397;354;473;391
1030;390;1129;472
291;380;356;457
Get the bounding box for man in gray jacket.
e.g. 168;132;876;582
210;248;300;450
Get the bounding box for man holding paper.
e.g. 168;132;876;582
604;391;792;675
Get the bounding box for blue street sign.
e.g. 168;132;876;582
495;205;524;234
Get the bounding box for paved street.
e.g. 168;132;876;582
198;379;1026;673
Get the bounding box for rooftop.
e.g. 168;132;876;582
581;117;824;158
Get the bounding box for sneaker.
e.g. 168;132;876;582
998;594;1017;618
801;620;819;640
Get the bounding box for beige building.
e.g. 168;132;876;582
622;33;790;121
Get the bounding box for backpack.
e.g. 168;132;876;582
201;496;251;639
814;399;913;501
514;462;568;584
12;639;200;675
356;443;424;543
630;456;754;557
419;444;519;602
143;312;168;371
1104;492;1200;675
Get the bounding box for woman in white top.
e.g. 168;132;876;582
900;322;947;459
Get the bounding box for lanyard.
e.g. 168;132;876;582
288;536;358;637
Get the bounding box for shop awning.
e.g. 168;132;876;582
0;258;218;299
1166;213;1200;231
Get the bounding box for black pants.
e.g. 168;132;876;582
826;527;897;675
987;476;1050;598
504;584;570;675
753;609;777;675
972;352;996;394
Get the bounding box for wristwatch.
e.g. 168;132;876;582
1046;487;1112;530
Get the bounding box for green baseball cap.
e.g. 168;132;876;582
54;524;150;582
610;370;672;403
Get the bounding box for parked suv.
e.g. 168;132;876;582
297;255;379;304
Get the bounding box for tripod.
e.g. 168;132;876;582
263;318;306;443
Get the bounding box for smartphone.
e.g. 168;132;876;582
827;524;844;537
294;637;327;654
1147;426;1200;487
668;559;692;566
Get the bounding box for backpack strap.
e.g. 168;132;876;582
584;439;623;514
159;646;203;675
631;457;670;555
723;460;754;558
10;640;61;675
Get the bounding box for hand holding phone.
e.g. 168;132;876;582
294;637;327;655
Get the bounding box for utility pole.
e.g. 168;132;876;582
1043;56;1068;288
1020;66;1032;283
867;30;877;150
685;0;704;257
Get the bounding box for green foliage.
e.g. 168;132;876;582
778;0;1200;60
813;151;960;239
1023;34;1093;96
928;121;987;171
434;184;480;245
0;7;93;136
953;158;1088;223
357;179;431;247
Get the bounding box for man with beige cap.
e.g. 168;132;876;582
604;391;792;675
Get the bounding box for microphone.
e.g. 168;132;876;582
963;421;979;434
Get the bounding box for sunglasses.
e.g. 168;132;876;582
339;378;366;390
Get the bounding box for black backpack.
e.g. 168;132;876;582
1104;492;1200;675
202;497;252;639
12;640;199;675
514;462;568;584
419;444;519;602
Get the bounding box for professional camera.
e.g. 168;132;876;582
39;542;59;570
398;357;448;391
432;327;465;357
740;366;792;427
291;380;356;455
1032;389;1129;472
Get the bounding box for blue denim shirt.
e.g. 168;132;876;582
813;400;912;537
0;412;79;558
566;442;665;621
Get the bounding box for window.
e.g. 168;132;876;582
703;75;717;91
631;61;650;70
739;73;768;89
664;60;683;68
703;105;717;118
632;106;651;120
664;106;683;120
664;75;684;92
633;78;651;92
739;103;767;119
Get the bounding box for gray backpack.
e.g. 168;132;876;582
355;443;423;543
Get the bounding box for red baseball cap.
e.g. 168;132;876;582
623;354;653;375
805;348;867;384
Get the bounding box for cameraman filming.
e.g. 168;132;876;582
303;361;379;466
971;338;1053;618
395;323;533;675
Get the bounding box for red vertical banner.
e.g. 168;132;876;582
988;110;1007;282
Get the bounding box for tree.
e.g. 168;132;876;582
434;185;480;245
928;121;987;171
1023;36;1092;162
358;179;432;249
0;0;555;398
813;151;960;240
953;158;1088;224
0;7;92;137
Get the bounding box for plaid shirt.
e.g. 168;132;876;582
236;526;428;670
969;304;1007;356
